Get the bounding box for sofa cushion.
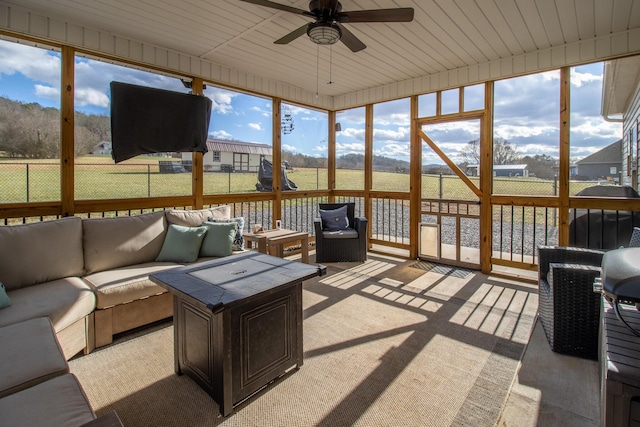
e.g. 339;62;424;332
200;221;237;257
83;262;179;309
156;224;208;263
0;317;68;398
83;211;167;275
0;373;95;427
0;217;84;290
0;277;95;332
165;205;230;227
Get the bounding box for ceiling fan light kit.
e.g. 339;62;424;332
307;22;341;45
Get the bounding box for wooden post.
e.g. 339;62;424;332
559;67;570;246
191;77;205;209
60;46;75;217
328;110;336;192
272;99;282;228
480;81;493;273
191;77;208;209
409;95;421;259
364;104;373;244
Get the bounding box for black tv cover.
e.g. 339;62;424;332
110;82;212;163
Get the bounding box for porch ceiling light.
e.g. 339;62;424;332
307;22;341;45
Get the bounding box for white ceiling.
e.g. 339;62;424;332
2;0;640;104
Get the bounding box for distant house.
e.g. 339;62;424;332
466;164;528;177
575;139;622;181
601;56;640;189
92;141;111;155
182;139;272;172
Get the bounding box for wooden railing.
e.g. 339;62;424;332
3;192;640;273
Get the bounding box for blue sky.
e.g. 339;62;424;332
0;39;622;165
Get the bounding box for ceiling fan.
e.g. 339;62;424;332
239;0;414;52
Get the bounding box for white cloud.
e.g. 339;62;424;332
209;130;232;139
75;87;110;108
34;84;59;99
571;68;602;87
248;123;261;131
205;87;235;114
0;42;60;86
336;142;365;152
373;127;410;142
282;144;297;152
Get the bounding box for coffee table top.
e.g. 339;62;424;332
243;228;306;240
150;252;325;312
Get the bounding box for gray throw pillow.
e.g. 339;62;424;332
320;205;349;231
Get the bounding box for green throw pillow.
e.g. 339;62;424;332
200;222;237;257
208;217;245;251
0;282;10;309
156;224;208;263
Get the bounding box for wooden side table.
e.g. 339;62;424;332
244;229;310;263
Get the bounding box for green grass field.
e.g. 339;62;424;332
0;156;596;203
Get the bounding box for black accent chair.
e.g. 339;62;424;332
314;203;367;263
537;245;605;360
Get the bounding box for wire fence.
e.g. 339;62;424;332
0;162;614;203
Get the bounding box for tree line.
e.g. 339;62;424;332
0;96;558;179
286;139;559;180
0;96;110;159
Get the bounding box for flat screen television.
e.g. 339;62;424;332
110;82;212;163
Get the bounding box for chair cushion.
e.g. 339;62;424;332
156;224;208;263
320;205;349;231
323;228;359;239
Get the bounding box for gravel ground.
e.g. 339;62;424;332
258;200;560;258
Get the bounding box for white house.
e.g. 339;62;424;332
182;139;272;172
601;56;640;189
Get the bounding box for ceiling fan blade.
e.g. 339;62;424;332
336;23;366;53
274;24;309;44
238;0;314;18
337;8;414;23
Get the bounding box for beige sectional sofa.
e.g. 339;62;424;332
0;205;235;360
0;317;124;426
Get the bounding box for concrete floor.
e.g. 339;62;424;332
497;317;601;426
303;247;602;426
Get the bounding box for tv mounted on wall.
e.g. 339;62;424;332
110;81;212;163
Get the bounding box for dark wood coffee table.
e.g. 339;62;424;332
150;252;325;416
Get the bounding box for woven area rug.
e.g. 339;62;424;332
69;254;537;427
